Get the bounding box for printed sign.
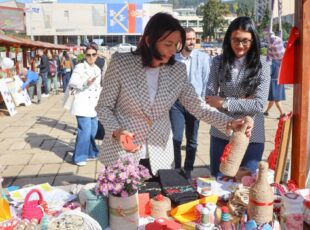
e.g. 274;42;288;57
0;80;17;116
6;76;32;106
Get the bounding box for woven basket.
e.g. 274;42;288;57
22;189;44;223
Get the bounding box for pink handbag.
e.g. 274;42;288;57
22;189;45;222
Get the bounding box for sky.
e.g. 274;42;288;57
0;0;154;3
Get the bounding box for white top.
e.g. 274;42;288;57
145;67;160;106
139;67;160;159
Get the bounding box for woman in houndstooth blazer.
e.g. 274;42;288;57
205;17;271;177
96;13;253;176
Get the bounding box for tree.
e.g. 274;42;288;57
199;0;230;40
257;5;270;36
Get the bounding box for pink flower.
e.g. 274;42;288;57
96;156;151;197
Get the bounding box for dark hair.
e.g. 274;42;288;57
184;27;195;33
132;12;186;67
221;16;261;96
84;43;98;54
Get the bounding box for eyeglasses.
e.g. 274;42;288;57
85;53;97;58
231;38;253;46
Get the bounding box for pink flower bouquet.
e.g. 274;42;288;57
96;156;151;197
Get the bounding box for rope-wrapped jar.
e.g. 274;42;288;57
248;161;274;225
150;194;171;219
220;116;253;177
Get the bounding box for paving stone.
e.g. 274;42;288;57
40;139;57;150
38;163;61;176
9;140;28;150
0;154;33;166
18;164;42;177
58;163;78;174
96;161;104;172
3;165;24;177
29;153;64;164
76;161;97;174
53;174;95;186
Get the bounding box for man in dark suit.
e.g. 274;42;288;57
37;49;49;97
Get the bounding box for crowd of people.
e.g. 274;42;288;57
4;13;287;179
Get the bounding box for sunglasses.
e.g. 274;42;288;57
86;53;97;58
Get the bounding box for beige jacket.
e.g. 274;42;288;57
96;52;231;175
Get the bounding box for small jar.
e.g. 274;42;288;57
280;192;304;230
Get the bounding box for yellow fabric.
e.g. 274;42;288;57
0;198;11;221
170;195;218;223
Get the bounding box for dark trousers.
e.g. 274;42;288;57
209;136;264;177
169;100;200;171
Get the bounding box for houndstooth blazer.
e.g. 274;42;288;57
205;54;271;143
96;52;233;175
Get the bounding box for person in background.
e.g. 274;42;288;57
19;67;42;104
37;49;50;97
169;27;211;178
96;13;253;177
61;52;73;92
263;30;286;119
47;53;59;95
68;44;102;166
205;16;270;177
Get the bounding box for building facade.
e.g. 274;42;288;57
23;2;172;46
255;0;294;25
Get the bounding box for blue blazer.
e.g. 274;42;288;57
175;49;211;98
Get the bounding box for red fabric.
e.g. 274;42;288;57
278;27;299;84
268;112;292;170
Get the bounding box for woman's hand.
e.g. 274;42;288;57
112;129;141;153
228;118;253;138
205;96;224;108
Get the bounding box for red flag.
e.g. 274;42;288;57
278;27;299;84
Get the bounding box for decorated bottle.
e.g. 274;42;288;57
196;207;213;230
219;206;235;230
248;161;274;225
220;116;253;177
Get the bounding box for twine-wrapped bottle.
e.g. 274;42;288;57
220;116;253;177
248;161;274;225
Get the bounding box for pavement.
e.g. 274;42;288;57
0;86;294;187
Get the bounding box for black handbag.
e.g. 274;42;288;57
95;121;105;140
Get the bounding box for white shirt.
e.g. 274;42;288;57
145;67;160;106
139;67;160;159
231;56;246;87
176;52;191;79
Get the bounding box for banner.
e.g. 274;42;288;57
0;6;25;32
107;3;144;34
